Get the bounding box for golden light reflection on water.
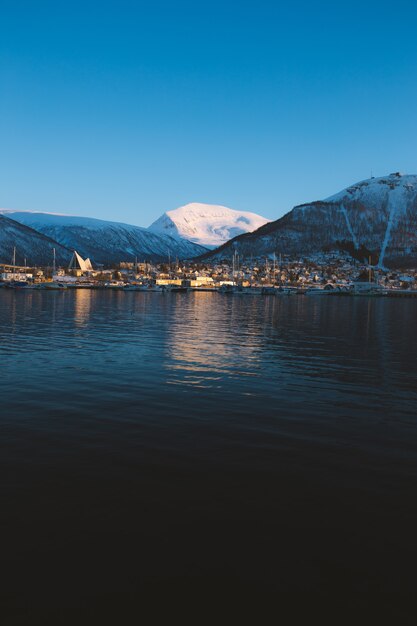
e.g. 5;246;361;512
74;288;93;326
164;293;266;387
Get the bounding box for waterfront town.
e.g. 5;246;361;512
1;249;417;297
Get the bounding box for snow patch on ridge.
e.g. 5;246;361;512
0;209;149;231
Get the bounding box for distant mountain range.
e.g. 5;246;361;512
0;210;207;266
3;174;417;268
0;203;268;266
202;173;417;268
149;203;270;248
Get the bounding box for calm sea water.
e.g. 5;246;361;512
1;289;417;604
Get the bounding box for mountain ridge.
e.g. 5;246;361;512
0;210;207;265
201;173;417;268
0;214;72;266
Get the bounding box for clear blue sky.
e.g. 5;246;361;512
1;0;417;226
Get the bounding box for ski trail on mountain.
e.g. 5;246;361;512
340;205;359;249
378;205;398;268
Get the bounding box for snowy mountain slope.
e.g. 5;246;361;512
0;210;207;264
0;214;71;266
203;173;417;268
148;203;270;248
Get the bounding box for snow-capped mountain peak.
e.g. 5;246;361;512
325;172;416;205
148;202;270;248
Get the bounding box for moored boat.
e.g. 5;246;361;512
164;284;188;293
5;281;30;289
39;282;68;290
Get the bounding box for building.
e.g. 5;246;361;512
68;251;93;274
1;272;33;282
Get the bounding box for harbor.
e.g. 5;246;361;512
2;248;417;298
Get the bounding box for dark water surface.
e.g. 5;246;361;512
1;290;417;603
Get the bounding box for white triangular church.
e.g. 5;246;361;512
68;251;93;272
